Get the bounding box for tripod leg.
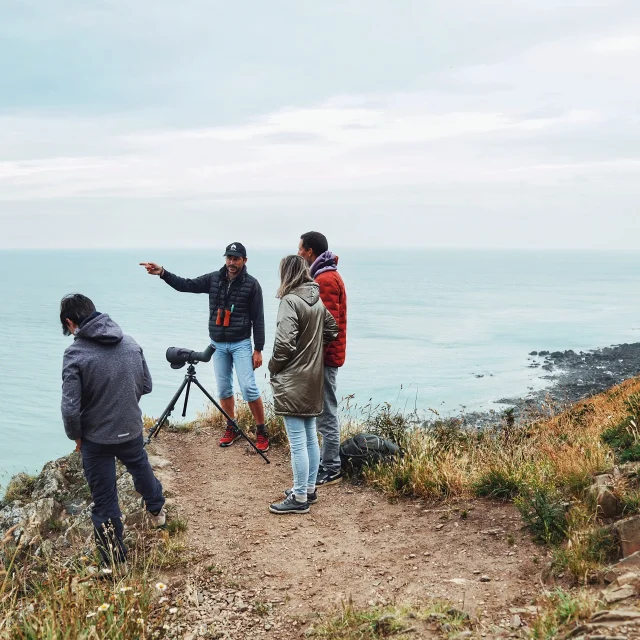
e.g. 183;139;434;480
182;377;193;418
191;377;270;464
144;375;190;446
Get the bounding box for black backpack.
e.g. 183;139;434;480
339;433;400;474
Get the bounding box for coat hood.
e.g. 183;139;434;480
310;251;339;278
290;282;320;306
75;313;123;345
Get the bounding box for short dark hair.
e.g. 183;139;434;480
300;231;328;258
60;294;96;336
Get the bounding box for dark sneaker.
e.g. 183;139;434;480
284;489;318;504
269;494;309;515
256;429;270;452
316;468;343;486
219;425;240;447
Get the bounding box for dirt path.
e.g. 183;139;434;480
155;430;546;638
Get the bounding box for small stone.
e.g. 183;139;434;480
511;614;521;628
480;575;491;582
169;607;178;614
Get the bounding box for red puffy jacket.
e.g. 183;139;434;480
315;268;347;368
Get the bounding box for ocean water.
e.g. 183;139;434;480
1;249;639;488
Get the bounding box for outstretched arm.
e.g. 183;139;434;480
140;262;211;294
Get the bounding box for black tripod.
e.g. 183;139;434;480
144;363;270;464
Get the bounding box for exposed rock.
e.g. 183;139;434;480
614;516;640;557
1;451;149;554
604;551;640;583
148;455;171;470
602;583;636;604
0;497;60;545
589;608;640;625
594;474;614;488
602;571;640;605
31;460;68;500
590;485;620;519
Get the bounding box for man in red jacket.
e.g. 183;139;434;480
298;231;347;485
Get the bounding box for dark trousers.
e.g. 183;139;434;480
81;435;164;564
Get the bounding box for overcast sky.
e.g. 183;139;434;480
1;1;639;249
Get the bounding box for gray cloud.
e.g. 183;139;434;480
1;0;639;249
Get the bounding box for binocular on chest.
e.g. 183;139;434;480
216;305;235;327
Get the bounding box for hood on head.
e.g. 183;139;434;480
75;313;123;345
290;282;320;306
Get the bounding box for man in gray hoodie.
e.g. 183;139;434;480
60;294;165;565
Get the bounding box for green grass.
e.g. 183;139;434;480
473;467;523;500
515;485;567;545
601;392;640;462
305;599;471;639
531;589;598;639
1;473;37;507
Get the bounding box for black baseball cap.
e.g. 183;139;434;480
223;242;247;258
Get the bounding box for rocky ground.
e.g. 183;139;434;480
5;434;640;637
154;432;545;638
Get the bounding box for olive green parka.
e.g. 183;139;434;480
268;282;338;416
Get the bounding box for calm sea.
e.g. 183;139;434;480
1;249;639;488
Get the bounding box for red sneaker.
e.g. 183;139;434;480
256;430;270;452
219;425;240;447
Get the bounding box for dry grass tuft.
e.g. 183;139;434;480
0;516;188;638
364;378;640;504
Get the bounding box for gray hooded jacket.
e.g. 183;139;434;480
61;313;152;444
268;282;338;416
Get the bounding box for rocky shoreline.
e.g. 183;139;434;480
463;342;640;428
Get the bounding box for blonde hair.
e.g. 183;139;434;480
277;255;313;299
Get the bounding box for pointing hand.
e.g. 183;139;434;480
140;262;164;276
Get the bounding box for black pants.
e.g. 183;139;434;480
81;435;164;564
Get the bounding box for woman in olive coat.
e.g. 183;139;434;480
268;255;338;514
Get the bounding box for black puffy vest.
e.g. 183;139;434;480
162;266;264;349
207;267;261;345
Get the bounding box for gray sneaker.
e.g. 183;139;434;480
148;509;167;528
269;494;309;515
284;489;318;504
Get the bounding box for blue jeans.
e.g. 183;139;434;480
211;338;261;402
284;416;320;498
317;366;341;473
81;435;164;565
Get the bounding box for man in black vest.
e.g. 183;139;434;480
140;242;269;451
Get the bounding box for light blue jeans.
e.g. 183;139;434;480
210;339;261;402
284;416;320;499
